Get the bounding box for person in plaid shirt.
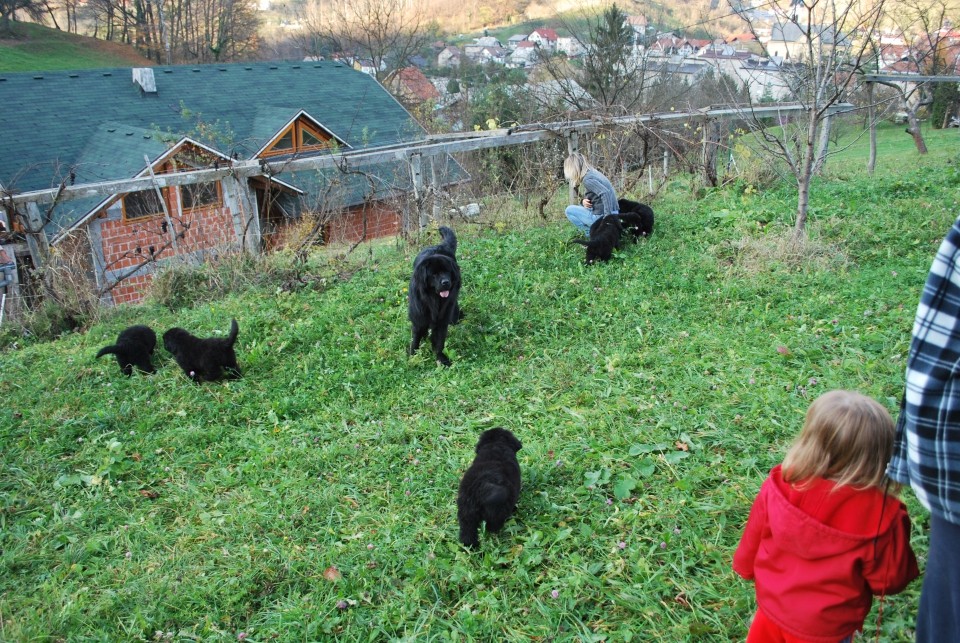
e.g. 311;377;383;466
888;214;960;641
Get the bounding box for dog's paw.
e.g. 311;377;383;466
437;353;452;367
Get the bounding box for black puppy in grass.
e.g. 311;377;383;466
163;318;241;383
96;324;156;376
408;226;462;367
457;427;523;548
571;215;624;263
616;198;655;241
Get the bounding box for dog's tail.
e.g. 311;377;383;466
226;318;239;347
438;226;458;255
96;344;118;359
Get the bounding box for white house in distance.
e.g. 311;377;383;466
528;27;559;52
438;46;462;68
510;40;539;66
625;15;649;44
557;36;585;57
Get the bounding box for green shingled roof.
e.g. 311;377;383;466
0;61;465;239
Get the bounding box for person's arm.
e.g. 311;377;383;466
863;503;919;595
582;173;617;216
732;482;769;580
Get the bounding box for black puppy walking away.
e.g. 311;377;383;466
408;226;462;366
163;318;241;382
571;215;624;263
457;427;523;548
96;324;156;376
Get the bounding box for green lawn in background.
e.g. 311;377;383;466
0;21;152;72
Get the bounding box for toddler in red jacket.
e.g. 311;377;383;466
733;390;919;643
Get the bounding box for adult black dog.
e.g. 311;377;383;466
571;215;624;263
408;226;462;367
96;324;156;376
616;198;655;241
457;427;523;549
163;318;241;383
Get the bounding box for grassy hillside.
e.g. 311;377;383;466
0;21;153;72
0;127;958;640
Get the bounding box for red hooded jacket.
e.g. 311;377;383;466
733;465;919;642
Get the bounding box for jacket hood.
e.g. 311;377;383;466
766;465;902;560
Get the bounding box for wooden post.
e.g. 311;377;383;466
662;148;669;178
221;174;261;254
867;82;877;175
430;157;441;222
144;155;181;256
409;153;428;230
566;130;579;205
24;202;52;268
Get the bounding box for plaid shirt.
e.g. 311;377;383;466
888;215;960;523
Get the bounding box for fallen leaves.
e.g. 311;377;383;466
323;566;342;582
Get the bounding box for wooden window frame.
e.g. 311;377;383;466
122;188;167;222
180;181;223;212
262;119;334;158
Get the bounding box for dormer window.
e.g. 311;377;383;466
262;119;335;157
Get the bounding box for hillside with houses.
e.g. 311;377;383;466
326;8;960;125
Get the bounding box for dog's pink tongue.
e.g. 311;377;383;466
440;290;450;298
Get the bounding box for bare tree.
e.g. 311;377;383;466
0;0;44;33
295;0;432;83
870;0;958;155
730;0;887;239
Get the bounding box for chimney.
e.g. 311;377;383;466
132;68;157;94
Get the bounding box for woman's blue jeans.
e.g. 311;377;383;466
565;205;602;237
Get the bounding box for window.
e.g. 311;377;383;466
262;119;334;157
123;189;165;221
181;182;221;210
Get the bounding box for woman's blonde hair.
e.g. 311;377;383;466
563;152;592;186
782;389;896;491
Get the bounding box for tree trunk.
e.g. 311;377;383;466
906;113;928;155
867;83;877;175
812;115;832;176
795;108;819;239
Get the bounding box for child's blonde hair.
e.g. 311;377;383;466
563;152;591;186
782;389;896;491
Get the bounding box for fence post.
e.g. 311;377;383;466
221;174;262;255
867;82;877;175
565;130;579;205
409;153;429;230
24;202;52;268
430;157;441;222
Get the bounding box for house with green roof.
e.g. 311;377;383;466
0;61;466;305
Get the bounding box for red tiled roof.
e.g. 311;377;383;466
532;27;558;41
392;67;440;101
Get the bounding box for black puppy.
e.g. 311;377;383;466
408;226;462;367
163;318;241;382
457;427;523;548
96;324;156;376
571;215;624;263
616;198;655;241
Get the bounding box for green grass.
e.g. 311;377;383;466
1;127;959;641
0;21;152;72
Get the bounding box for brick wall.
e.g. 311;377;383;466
98;206;237;305
327;203;402;244
95;201;402;305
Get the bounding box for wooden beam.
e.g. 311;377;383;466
863;73;960;83
4;103;854;209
